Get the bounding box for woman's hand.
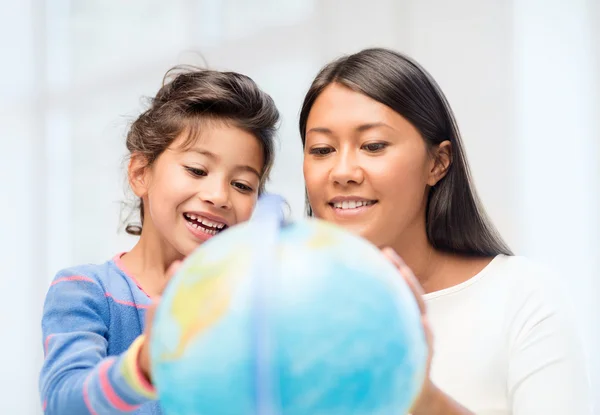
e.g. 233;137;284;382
381;247;473;415
381;248;434;405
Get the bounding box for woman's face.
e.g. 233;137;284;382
303;83;447;249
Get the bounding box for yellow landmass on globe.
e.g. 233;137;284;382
307;222;339;250
160;258;244;361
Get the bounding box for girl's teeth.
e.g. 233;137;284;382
185;213;225;231
200;218;225;229
190;221;216;235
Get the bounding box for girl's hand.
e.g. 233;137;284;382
138;260;182;383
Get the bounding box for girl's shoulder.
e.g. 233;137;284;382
49;254;126;291
47;254;147;307
44;254;151;322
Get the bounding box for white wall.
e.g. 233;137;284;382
1;1;597;413
512;0;600;400
0;1;46;414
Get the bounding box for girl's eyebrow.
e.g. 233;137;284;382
189;148;260;178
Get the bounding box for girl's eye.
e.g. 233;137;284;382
185;166;207;177
362;142;388;153
233;182;254;193
309;147;334;156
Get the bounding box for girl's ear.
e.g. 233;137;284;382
128;153;151;198
427;140;452;186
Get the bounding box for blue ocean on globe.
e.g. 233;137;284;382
150;194;427;415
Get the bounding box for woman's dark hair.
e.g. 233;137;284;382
124;66;280;235
299;48;512;257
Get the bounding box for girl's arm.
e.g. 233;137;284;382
40;274;155;414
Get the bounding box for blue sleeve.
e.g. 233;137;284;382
39;273;156;414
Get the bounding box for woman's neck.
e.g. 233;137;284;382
390;229;440;293
120;225;184;298
390;225;493;294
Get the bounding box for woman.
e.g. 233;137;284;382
299;48;591;414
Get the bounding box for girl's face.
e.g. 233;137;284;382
130;122;264;257
303;83;449;250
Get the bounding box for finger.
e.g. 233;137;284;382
144;299;161;337
155;260;183;296
166;260;182;279
382;247;427;314
422;317;434;351
389;252;425;297
404;273;427;317
145;299;160;323
421;316;434;373
382;246;403;268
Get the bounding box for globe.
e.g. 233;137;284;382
150;195;427;415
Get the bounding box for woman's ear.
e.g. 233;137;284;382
427;140;452;187
128;153;151;198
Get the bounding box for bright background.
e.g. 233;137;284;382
1;1;598;413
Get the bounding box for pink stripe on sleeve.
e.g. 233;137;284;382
51;276;96;286
112;253;152;298
104;293;151;309
44;334;54;356
99;358;140;411
83;373;99;415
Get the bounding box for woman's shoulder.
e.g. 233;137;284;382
426;254;562;302
489;255;580;337
487;255;569;300
486;253;552;277
436;254;576;323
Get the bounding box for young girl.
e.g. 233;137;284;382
300;48;592;414
39;67;280;414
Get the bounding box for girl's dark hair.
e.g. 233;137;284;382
125;66;280;235
299;48;512;257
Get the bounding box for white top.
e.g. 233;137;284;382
424;255;592;415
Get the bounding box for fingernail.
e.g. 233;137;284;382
395;255;407;267
382;247;400;260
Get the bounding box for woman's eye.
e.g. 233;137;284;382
309;147;333;156
363;142;388;152
233;182;253;193
185;166;207;177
